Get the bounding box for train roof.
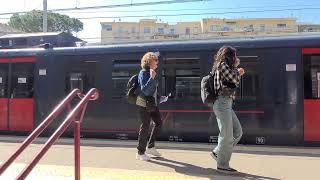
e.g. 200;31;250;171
1;34;320;57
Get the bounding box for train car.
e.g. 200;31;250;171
0;35;320;146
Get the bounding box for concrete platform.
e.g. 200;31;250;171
0;135;319;180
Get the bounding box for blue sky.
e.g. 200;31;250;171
100;0;320;23
0;0;320;42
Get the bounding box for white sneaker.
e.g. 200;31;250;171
136;153;150;161
146;147;162;157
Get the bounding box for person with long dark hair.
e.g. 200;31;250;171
211;46;245;173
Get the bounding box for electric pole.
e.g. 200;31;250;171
43;0;48;32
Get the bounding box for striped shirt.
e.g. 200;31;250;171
213;61;240;99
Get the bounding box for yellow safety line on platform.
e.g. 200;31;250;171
0;162;210;180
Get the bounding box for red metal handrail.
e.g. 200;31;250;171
0;88;81;175
17;88;99;180
0;88;99;180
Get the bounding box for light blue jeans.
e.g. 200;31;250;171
213;96;243;168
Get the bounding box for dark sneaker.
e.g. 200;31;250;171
210;151;218;161
217;167;238;174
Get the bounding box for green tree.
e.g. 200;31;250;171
8;10;83;33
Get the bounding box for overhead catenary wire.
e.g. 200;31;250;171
0;0;212;16
0;3;318;15
55;4;320;14
52;0;212;11
0;7;319;22
1;6;319;20
75;7;320;19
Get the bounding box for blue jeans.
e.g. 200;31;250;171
213;96;243;168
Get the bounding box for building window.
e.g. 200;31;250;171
245;25;254;32
222;25;230;31
185;28;190;35
131;27;136;33
260;24;266;32
277;24;287;29
144;27;151;34
117;27;124;33
193;27;199;34
306;28;315;32
210;25;221;31
170;28;175;34
158;28;164;34
102;24;112;31
229;25;236;31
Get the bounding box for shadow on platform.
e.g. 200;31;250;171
233;149;320;158
149;157;280;180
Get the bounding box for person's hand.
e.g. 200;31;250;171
150;69;157;79
238;68;245;76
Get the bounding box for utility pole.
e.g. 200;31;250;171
43;0;48;32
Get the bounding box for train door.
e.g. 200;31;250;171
303;48;320;141
0;59;9;130
160;52;205;141
110;56;140;131
0;57;35;131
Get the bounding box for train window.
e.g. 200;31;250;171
235;56;260;101
11;63;34;98
175;69;201;100
161;70;166;95
165;57;199;65
235;72;259;101
0;40;9;46
13;39;27;46
69;73;84;91
113;60;140;68
65;61;96;93
241;74;259;100
162;56;201;101
0;64;8;98
304;55;320;99
66;72;94;93
112;61;139;99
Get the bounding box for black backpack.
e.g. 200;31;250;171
201;72;217;107
126;74;139;104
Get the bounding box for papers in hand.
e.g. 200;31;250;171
160;96;168;104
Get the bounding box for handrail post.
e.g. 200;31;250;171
16;88;98;180
74;102;88;180
0;89;81;176
74;121;81;180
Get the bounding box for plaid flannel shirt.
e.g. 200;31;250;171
214;61;240;99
